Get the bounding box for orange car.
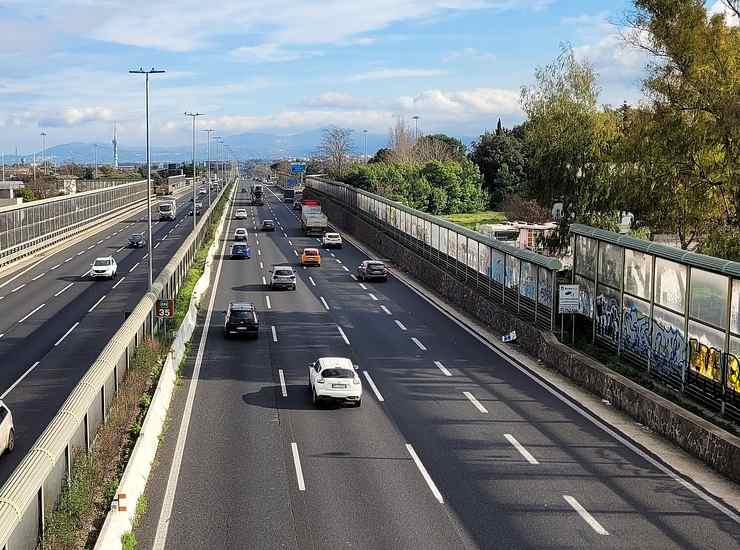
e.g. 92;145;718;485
300;247;321;266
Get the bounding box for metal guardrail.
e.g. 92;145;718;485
306;177;561;330
571;223;740;422
0;180;234;550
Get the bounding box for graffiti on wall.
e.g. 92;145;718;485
622;305;651;360
596;295;619;342
689;338;723;384
651;320;686;379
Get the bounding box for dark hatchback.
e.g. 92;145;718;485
262;219;276;231
128;233;145;248
224;302;259;338
230;243;251;259
357;260;388;281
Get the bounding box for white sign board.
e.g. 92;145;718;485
559;284;581;314
501;331;517;343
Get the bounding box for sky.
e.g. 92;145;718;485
0;0;736;155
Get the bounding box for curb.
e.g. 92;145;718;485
93;185;234;550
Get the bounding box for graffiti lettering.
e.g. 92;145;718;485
689;338;722;383
652;321;686;379
622;305;651;360
596;295;619;342
728;354;740;394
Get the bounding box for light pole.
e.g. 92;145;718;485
412;115;420;141
184;112;204;230
363;129;368;162
40;132;47;174
130;67;166;292
214;136;223;185
94;143;98;179
202;128;214;207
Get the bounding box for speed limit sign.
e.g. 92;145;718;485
156;299;175;319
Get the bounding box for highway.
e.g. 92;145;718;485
0;186;217;483
135;182;740;549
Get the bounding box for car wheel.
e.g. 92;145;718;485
6;429;14;453
354;399;362;408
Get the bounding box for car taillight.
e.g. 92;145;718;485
353;377;361;385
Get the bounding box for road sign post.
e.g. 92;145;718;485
558;284;580;342
156;299;175;341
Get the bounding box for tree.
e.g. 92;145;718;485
369;148;393;164
317;126;355;178
501;195;551;223
495;118;503;136
521;46;621;247
15;187;36;202
470;131;527;206
415;134;467;162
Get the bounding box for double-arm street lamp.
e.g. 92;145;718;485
129;67;165;291
201;128;214;207
184;112;204;230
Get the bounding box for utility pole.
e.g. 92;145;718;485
412;115;420;142
202;128;214;208
130;67;166;292
363;129;368;162
94;143;98;179
40;132;47;174
185;112;204;231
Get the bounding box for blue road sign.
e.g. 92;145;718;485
287;178;299;187
291;163;306;174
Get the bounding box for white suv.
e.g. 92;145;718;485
235;208;248;220
234;228;248;241
270;265;296;290
90;256;117;279
0;401;15;454
308;357;362;407
322;232;343;249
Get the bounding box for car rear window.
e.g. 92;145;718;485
326;233;339;238
230;310;255;320
131;234;143;239
233;245;247;251
321;369;354;379
368;262;385;269
275;269;293;276
304;250;318;256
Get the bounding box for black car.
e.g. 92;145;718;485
128;233;145;248
357;260;388;281
230;243;251;259
262;219;276;231
224;302;259;338
293;201;302;211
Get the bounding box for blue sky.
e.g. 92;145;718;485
0;0;733;155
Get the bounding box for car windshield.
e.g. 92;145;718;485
160;204;172;211
130;234;143;240
275;269;293;276
93;259;110;266
326;234;339;239
321;369;354;379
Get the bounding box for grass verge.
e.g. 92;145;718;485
40;185;232;549
443;210;506;229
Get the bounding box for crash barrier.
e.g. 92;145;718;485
571;224;740;423
0;180;234;550
306;177;561;330
94;183;232;549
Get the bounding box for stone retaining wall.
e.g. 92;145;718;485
309;189;740;484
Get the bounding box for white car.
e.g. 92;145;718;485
308;357;362;407
0;401;14;455
322;232;343;249
235;208;248;220
270;265;296;290
90;256;117;279
234;228;248;241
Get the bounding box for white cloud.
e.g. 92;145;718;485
350;68;447;81
302;92;367;109
231;43;321;63
397;88;521;117
39;107;116;128
442;48;496;63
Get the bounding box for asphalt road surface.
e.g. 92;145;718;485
135;182;740;550
0;186;219;484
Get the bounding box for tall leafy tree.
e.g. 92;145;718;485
469;131;527;207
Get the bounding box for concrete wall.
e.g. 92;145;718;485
309;189;740;484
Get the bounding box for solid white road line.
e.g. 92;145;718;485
563;495;609;535
291;442;306;491
54;322;79;346
152;185;235;550
11;284;25;293
88;295;106;313
368;293;378;301
380;305;392;315
411;337;427;351
19;303;45;323
271;325;278;342
54;283;74;297
504;434;539;465
320;297;330;310
362;371;384;402
434;361;452;377
262;276;267;285
337;325;350;345
350;274;358;281
50;263;61;270
0;361;41;399
342;266;349;272
359;283;367;290
266;296;272;310
406;444;443;503
463;391;489;414
31;273;45;281
129;262;140;273
394;320;407;331
308;276;316;287
278;369;287;397
112;276;126;289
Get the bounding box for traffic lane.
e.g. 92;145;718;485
255;208;475;550
144;195;300;550
268;197;740;546
0;192;219;483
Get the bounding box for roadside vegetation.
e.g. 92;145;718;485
40;184;231;549
442;211;506;229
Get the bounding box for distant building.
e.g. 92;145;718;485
478;221;558;252
0;181;26;206
57;177;79;195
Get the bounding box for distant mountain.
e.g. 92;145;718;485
6;129;479;165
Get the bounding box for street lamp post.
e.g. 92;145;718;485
202;128;214;208
412;115;420;141
129;67;166;292
214;136;223;184
184;112;204;231
363;129;368;162
40;132;47;174
94;144;98;179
